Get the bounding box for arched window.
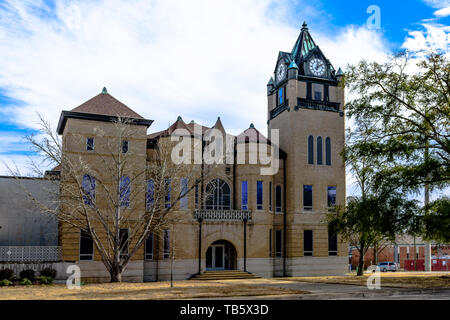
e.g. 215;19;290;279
317;136;323;165
308;135;314;164
205;179;231;210
275;185;282;213
325;137;331;165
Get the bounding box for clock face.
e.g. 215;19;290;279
276;63;286;82
309;58;326;77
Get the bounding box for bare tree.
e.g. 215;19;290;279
7;114;220;282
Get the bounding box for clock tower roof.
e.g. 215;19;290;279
291;21;317;67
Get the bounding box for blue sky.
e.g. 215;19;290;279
0;0;448;196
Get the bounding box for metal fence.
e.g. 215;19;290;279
0;246;61;262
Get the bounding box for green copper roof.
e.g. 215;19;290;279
288;60;299;69
336;67;344;76
267;77;274;86
291;21;317;63
177;116;183;121
102;87;108;94
249;123;255;128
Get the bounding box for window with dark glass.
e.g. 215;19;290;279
146;179;154;209
119;176;131;207
256;181;263;210
326;137;331;165
82;174;96;206
269;182;272;211
306;82;312;99
275;230;282;257
163;229;170;259
308;135;314;164
79;229;94;261
303;185;313;210
122;140;128;153
86;137;94;151
275;185;282;213
269;229;273;257
241;180;248;210
180;178;188;210
317;136;323;165
145;233;153;260
328;231;337;256
195;183;199;209
314;91;322;101
165;178;171;208
304;230;313;256
205;179;231;210
119;228;129;259
327;186;336;207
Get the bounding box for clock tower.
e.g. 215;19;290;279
267;22;347;275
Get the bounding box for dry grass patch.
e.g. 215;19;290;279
278;272;450;289
0;279;308;300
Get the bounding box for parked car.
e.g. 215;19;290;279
377;261;398;272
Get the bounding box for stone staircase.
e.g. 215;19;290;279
190;270;261;280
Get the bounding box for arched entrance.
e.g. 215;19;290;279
206;240;237;270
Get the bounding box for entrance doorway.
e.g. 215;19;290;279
206;240;237;270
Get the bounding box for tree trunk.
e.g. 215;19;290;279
110;264;123;283
357;247;365;276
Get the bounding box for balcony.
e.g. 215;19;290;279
296;98;340;112
193;209;252;222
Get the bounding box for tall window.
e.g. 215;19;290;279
146;179;154;209
269;229;273;257
278;87;284;105
275;230;282;257
308;135;314;164
195;183;199;209
165;178;171;209
241;181;248;210
325;137;331;165
275;185;282;213
163;229;170;259
82;174;96;206
317;136;323;165
327;186;336;207
269;182;273;211
145;233;153;260
119;176;131;207
119;228;129;259
256;181;263;210
304;230;313;256
303;185;313;210
206;179;231;210
328;231;337;256
180;178;188;210
122;140;128;153
79;230;94;261
86;137;94;151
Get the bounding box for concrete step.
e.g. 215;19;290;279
190;270;261;280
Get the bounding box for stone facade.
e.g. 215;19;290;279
55;23;348;282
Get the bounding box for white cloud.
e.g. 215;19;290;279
434;7;450;17
402;23;450;53
422;0;450;9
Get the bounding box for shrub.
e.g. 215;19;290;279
19;269;35;281
20;278;32;286
0;279;12;286
38;276;53;285
40;268;57;279
0;268;14;281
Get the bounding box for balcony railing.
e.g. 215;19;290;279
193;209;252;221
0;246;61;262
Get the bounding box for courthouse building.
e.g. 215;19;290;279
2;23;348;281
